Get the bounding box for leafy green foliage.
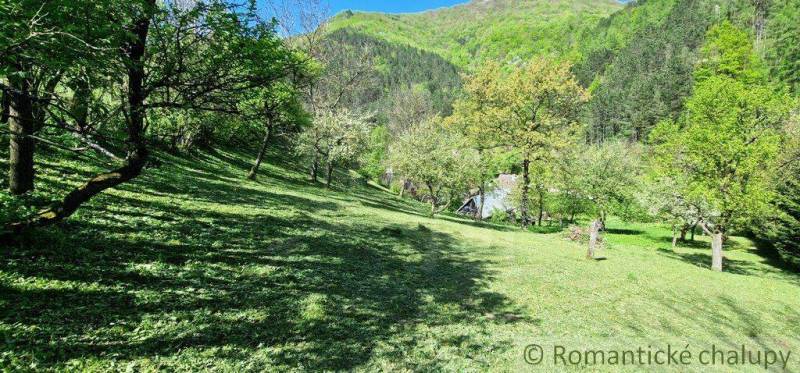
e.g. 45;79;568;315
653;75;791;231
296;108;372;186
454;58;587;159
756;107;800;267
693;21;767;84
574;141;642;220
3;1;800;369
358;125;390;181
387;119;478;216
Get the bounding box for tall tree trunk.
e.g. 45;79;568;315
247;126;271;180
672;224;678;248
600;210;607;230
325;161;333;188
587;219;602;259
6;0;154;233
537;188;544;226
8;77;36;195
67;78;121;160
520;157;530;227
427;182;436;218
679;225;688;242
1;83;10;124
700;222;724;272
690;223;696;241
310;152;319;182
752;0;767;52
70;78;91;131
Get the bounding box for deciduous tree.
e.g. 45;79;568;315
457;57;588;227
388;119;478;217
652;77;791;271
297;108;371;188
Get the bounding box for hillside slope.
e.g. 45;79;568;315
2;148;800;370
327;0;623;69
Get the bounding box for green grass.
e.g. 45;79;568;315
2;147;800;371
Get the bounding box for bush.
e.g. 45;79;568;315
489;208;510;224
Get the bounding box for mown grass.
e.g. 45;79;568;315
1;146;800;372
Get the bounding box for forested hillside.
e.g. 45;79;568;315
326;0;623;69
320;29;462;118
325;0;799;140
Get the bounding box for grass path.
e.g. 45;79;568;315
2;148;799;371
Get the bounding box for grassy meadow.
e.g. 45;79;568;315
1;149;799;372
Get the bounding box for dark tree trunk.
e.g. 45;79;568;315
427;182;436;218
520;157;530;227
1;85;9;124
600;210;607;230
8;77;36;195
6;0;154;233
247;126;271;180
310;152;319;182
67;79;122;160
325;161;333;188
537;188;544;226
70;78;91;131
679;225;688;242
690;223;696;241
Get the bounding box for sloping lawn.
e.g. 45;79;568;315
2;148;799;371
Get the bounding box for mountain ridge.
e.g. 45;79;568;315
326;0;624;69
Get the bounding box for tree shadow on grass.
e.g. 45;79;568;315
605;228;645;235
655;247;800;285
656;248;755;274
1;196;528;370
648;234;736;250
620;289;800;351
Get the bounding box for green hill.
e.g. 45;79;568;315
327;0;624;70
2;147;800;370
325;0;799;139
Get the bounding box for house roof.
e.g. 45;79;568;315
457;174;519;219
495;174;518;190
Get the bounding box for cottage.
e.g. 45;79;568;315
457;174;518;219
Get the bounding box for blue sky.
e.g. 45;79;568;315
322;0;467;14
